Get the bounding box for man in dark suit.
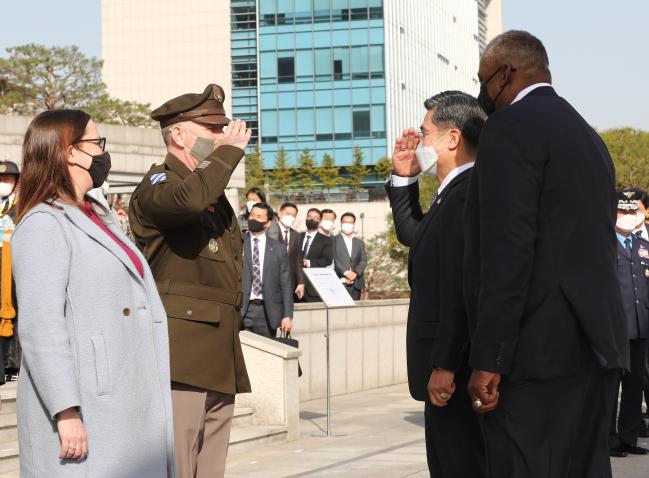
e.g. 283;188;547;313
386;91;487;477
333;212;368;300
267;202;305;301
464;30;629;477
609;194;649;456
301;208;333;302
241;203;293;337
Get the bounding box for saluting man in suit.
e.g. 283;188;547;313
385;91;487;477
241;203;293;337
464;31;628;477
333;212;367;300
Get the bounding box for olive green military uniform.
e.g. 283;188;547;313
129;84;250;478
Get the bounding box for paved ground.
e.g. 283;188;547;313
225;383;649;478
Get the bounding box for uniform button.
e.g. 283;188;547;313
123;308;131;317
186;309;193;317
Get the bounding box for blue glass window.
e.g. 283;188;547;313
353;109;371;138
315;48;332;81
351;46;369;79
296;49;314;82
333;47;349;80
278;109;296;137
370;45;384;78
278;56;295;83
297;109;314;136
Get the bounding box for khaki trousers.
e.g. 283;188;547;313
171;382;235;478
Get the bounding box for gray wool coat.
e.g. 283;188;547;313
11;201;175;478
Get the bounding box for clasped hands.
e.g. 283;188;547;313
428;369;501;413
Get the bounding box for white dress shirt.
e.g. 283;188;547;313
341;234;354;283
391;162;475;195
511;82;552;104
250;232;267;300
278;222;291;249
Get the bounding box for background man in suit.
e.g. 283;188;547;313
386;91;486;477
464;31;628;477
333;212;368;300
267;202;305;300
319;209;337;237
241;203;293;337
609;194;649;457
301;208;333;302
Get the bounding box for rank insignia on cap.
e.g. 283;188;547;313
209;238;219;254
150;172;167;185
0;165;6;173
623;191;634;198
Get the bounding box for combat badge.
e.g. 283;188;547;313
208;238;219;254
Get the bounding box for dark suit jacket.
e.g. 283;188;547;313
268;220;305;291
301;231;333;298
464;86;629;380
616;236;649;340
241;234;293;329
386;170;472;401
333;234;368;291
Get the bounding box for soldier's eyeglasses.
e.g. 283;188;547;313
75;137;107;151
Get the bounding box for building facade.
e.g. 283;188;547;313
231;0;500;187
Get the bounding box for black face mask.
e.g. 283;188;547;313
477;65;514;116
76;151;112;189
248;219;267;233
305;219;319;231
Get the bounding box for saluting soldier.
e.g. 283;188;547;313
129;84;252;478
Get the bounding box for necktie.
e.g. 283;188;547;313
625;237;632;256
303;235;311;257
252;238;262;296
429;193;439;210
284;229;289;247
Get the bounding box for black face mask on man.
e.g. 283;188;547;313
305;219;319;231
247;219;267;233
478;65;515;116
74;150;112;189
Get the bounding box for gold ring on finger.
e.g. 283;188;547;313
439;392;449;400
472;399;483;410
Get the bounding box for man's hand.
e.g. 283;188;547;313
219;119;252;150
295;284;305;299
428;369;456;407
344;271;358;281
303;259;310;268
280;318;292;334
467;370;501;413
56;408;88;461
392;128;421;177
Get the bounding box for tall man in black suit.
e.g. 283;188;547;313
386;91;487;477
267;202;306;301
464;30;629;477
301;208;333;302
333;212;368;300
241;204;293;337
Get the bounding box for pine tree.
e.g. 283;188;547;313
269;147;293;194
245;145;266;192
318;153;341;192
296;148;316;194
374;156;393;180
346;146;369;191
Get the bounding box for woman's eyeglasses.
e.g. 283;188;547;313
75;137;107;151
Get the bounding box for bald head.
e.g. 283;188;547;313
481;30;551;82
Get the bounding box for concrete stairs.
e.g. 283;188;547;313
0;381;287;476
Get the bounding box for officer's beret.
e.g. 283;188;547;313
0;161;20;176
151;84;231;128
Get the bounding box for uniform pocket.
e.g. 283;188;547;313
91;335;110;395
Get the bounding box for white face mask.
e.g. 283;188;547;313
0;182;15;198
246;200;256;213
617;213;643;232
341;223;354;235
320;220;334;232
280;214;296;228
415;145;439;177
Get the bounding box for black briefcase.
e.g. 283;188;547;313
274;332;303;377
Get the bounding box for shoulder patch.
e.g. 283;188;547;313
196;160;211;170
150;172;167;185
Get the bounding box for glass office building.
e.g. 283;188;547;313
231;0;489;188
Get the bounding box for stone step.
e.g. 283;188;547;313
0;415;16;444
0;384;16;415
232;407;253;428
0;440;18;474
228;425;288;455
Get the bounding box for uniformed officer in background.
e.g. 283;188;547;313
609;192;649;458
129;84;252;478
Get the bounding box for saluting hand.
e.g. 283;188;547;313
219;119;252;151
467;370;501;413
392;128;421;177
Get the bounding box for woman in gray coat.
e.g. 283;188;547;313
11;110;175;477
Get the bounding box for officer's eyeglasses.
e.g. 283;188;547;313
75;137;107;151
419;127;433;139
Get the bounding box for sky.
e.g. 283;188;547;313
0;0;647;131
